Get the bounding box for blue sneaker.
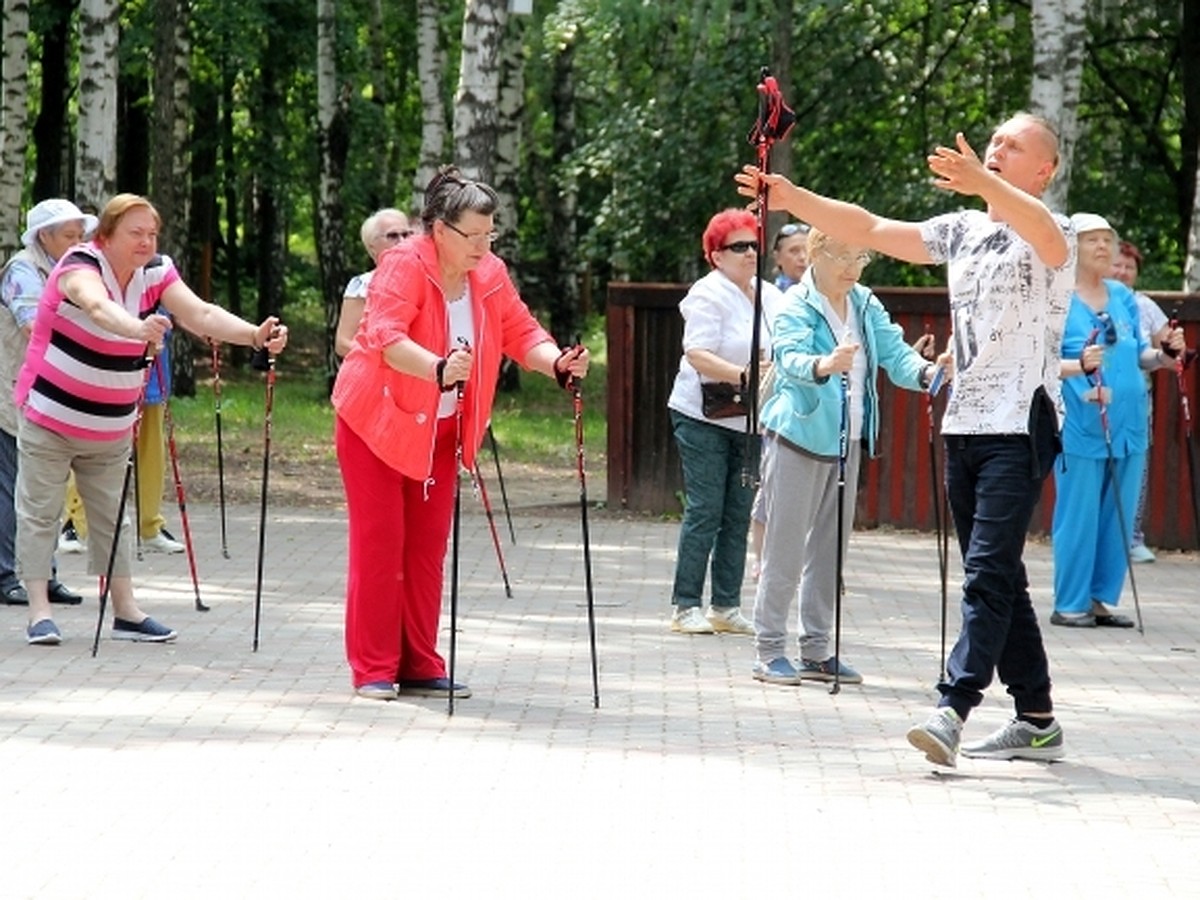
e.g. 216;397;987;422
798;656;863;684
752;657;803;685
112;616;177;643
26;619;62;645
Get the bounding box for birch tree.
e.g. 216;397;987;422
492;13;525;265
316;0;350;388
76;0;120;210
1029;0;1088;212
413;0;447;212
151;0;192;268
453;0;507;183
0;0;31;252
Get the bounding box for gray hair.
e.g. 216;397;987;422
420;165;498;231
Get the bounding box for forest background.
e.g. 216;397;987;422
1;0;1198;400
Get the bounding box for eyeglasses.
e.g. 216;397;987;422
383;229;414;241
822;249;872;268
720;240;758;255
1097;312;1118;346
443;220;498;246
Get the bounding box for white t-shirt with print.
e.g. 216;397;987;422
920;209;1075;435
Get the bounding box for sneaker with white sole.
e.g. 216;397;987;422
1129;543;1156;563
906;707;963;768
670;606;714;634
798;656;863;684
142;529;185;554
26;619;62;646
960;718;1065;762
752;657;803;685
707;606;754;635
58;522;85;554
112;616;177;642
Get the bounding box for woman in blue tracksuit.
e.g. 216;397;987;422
1051;213;1186;627
751;228;945;685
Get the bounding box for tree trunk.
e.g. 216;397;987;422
0;0;32;253
317;0;351;393
453;0;507;184
366;0;390;209
492;13;524;268
221;44;243;325
1182;0;1200;288
413;0;447;211
1029;0;1088;212
76;0;120;210
545;29;578;343
116;67;149;196
32;0;75;202
253;27;287;326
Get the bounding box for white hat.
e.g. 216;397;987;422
1069;212;1115;236
20;198;99;248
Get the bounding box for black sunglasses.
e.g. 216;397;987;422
1097;312;1118;346
384;229;414;241
720;240;758;254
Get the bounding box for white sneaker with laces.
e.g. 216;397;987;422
142;530;185;554
670;606;714;634
707;606;755;635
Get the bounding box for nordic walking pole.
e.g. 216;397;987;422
252;346;277;651
486;424;516;544
93;346;154;657
154;360;208;612
471;460;513;598
922;331;950;683
566;346;600;710
447;368;467;717
1169;316;1200;548
211;339;231;558
830;353;850;696
1088;330;1144;634
742;67;796;484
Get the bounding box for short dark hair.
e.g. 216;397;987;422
1117;240;1143;269
420;165;498;231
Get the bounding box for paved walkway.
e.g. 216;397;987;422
1;495;1197;898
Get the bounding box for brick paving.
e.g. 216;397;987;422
1;493;1197;898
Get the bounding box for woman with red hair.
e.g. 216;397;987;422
666;208;782;635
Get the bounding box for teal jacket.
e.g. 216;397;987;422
760;272;928;458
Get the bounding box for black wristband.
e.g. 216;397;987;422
1162;344;1180;359
553;348;573;390
435;357;454;392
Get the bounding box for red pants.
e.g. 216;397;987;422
336;415;457;687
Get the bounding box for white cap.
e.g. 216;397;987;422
20;199;99;248
1069;212;1115;237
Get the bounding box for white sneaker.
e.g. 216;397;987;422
58;524;86;555
670;606;714;634
707;606;755;635
1129;544;1156;563
142;529;185;554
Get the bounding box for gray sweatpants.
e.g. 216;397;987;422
752;433;861;663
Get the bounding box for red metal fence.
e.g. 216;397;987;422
607;282;1200;550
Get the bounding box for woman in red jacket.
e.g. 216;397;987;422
332;167;589;701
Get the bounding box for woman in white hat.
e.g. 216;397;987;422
0;199;98;609
1051;212;1187;628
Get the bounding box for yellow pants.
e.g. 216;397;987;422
62;403;168;541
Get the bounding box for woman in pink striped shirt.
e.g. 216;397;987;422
15;194;289;646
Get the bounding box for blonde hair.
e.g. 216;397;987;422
95;194;161;241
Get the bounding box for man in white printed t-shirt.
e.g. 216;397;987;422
737;112;1074;767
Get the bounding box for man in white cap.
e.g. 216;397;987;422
0;199;97;607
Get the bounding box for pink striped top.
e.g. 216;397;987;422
15;243;178;442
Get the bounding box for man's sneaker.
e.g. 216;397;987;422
112;616;177;643
26;619;62;646
906;707;963;768
1129;543;1156;563
798;657;863;684
961;718;1065;762
752;657;803;685
58;522;85;554
141;529;185;554
670;606;714;634
707;606;755;635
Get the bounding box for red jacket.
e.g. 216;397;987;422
331;235;553;481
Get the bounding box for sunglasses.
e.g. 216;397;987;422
778;222;808;238
384;229;414;241
720;240;758;255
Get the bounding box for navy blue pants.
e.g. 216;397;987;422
939;407;1058;721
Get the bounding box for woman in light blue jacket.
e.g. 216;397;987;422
752;228;945;686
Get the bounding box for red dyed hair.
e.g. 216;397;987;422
1117;240;1143;270
702;208;756;267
